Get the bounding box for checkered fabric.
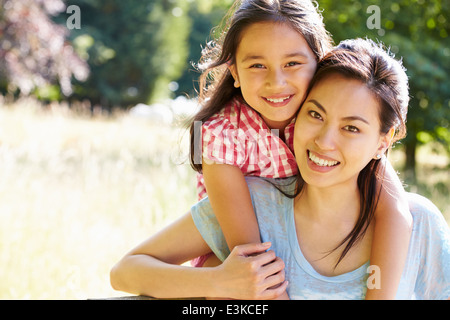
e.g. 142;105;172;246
196;97;298;199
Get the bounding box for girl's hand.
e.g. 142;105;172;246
214;242;288;300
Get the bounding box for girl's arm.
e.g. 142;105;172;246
110;212;287;299
202;162;262;250
202;163;291;300
365;157;413;300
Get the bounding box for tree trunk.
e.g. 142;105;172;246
404;138;417;183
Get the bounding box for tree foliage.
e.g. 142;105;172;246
0;0;447;172
0;0;88;98
318;0;449;172
175;0;235;98
55;0;191;109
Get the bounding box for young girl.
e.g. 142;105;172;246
189;0;412;299
190;0;331;264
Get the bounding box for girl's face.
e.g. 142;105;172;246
294;73;393;190
229;22;317;131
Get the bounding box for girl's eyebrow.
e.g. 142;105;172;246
241;52;310;63
241;55;264;63
307;99;371;125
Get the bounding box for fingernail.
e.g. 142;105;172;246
262;242;271;246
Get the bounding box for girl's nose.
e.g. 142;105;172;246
266;69;287;90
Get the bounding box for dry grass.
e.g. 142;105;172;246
0;98;448;299
389;144;450;224
0;98;197;299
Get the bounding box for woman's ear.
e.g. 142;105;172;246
374;127;395;159
228;64;240;88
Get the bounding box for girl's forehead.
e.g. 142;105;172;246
239;21;302;42
236;22;314;58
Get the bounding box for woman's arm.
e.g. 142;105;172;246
202;163;262;250
110;212;287;299
365;157;413;300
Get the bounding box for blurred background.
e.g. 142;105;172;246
0;0;448;299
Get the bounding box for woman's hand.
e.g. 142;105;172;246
214;242;288;300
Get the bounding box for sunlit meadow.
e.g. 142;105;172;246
0;98;448;299
0;98;197;299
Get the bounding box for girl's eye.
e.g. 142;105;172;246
309;110;322;120
286;61;301;67
344;125;360;133
250;63;265;69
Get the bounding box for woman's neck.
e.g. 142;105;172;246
294;183;361;225
293;183;373;277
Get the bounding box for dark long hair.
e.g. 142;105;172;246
295;38;409;267
188;0;333;172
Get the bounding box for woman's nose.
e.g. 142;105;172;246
314;126;336;151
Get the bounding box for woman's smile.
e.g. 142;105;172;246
307;150;341;172
295;73;390;189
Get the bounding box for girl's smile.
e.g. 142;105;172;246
263;94;294;107
229;21;317;131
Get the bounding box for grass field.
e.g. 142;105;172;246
0;98;448;299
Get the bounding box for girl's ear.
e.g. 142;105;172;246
374;127;395;159
228;64;240;88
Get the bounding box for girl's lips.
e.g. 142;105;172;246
263;95;294;107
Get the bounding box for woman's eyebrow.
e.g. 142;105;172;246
307;99;370;125
343;115;370;125
308;99;327;114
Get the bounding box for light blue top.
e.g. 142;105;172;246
191;177;450;300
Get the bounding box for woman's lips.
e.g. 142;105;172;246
307;150;340;172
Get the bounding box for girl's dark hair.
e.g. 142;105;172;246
189;0;333;172
296;38;409;267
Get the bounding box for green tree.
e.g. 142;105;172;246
318;0;450;175
177;0;449;174
59;0;191;109
0;0;88;99
175;0;234;98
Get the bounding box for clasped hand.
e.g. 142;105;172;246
214;242;288;300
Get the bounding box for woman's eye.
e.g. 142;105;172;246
309;111;322;120
250;63;265;69
344;125;360;133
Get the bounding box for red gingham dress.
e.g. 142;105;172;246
196;97;298;200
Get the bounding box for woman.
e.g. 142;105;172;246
110;39;450;300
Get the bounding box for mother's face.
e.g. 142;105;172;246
294;73;392;189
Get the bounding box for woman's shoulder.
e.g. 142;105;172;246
245;177;296;207
404;192;450;300
407;192;449;237
245;176;296;190
407;193;446;222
